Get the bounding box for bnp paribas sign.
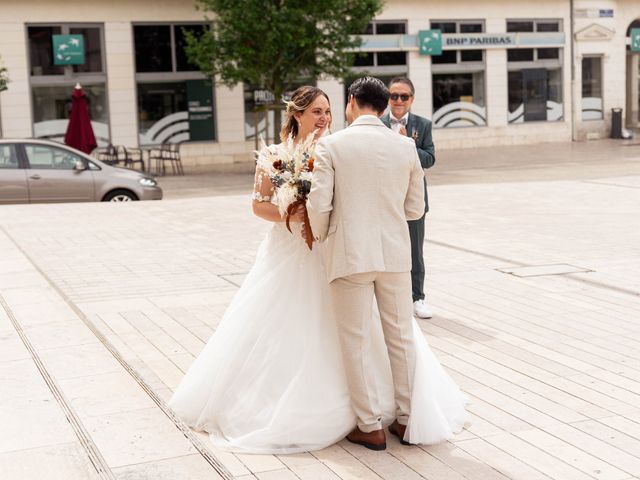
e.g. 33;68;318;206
52;34;85;65
419;31;519;55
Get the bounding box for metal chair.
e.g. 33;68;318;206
116;145;145;171
148;143;184;176
95;144;118;165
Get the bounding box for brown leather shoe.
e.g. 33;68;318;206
346;426;386;451
389;420;410;445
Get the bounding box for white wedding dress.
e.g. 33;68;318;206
168;146;469;454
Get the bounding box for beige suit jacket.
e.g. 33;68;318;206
307;115;425;282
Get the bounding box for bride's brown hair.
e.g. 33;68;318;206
280;86;331;142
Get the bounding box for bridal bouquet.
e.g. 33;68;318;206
259;132;316;250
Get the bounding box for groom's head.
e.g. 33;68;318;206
346;76;390;123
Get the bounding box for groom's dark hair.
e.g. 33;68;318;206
348;76;389;114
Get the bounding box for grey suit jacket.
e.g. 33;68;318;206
381;111;435;213
306;115;425;282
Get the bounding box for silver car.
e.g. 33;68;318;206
0;139;162;204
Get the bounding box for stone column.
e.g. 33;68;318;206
0;23;33;138
104;22;138;147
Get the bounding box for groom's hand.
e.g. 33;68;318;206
399;125;408;136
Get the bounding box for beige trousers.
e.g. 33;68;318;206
330;271;415;433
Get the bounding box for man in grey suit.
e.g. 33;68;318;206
381;76;435;319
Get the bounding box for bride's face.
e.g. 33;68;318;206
295;95;331;140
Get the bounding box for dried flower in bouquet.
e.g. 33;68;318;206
258;132;316;249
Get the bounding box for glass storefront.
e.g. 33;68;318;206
430;20;487;128
137;82;188;144
27;24;109;146
32;84;108;141
581;57;603;121
134;23;214;145
507;19;563;123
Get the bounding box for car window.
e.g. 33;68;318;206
24;144;84;170
0;145;19;169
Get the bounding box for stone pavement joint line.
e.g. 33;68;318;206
0;293;116;480
0;225;234;480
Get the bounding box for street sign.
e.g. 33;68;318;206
53;35;85;65
632;28;640;52
419;30;442;56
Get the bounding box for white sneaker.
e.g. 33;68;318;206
413;300;433;319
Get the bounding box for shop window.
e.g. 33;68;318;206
432;73;486;127
581;57;603;120
27;24;109;146
351;21;408;69
134;23;214;145
378;51;408;66
353;52;374;67
537;48;560;60
430;20;486;128
134;24;206;73
31;84;109;145
28;26;64;76
69;27;103;73
507;19;563;123
175;25;207;72
137;82;188;143
507;20;561;62
29;25;104;75
134;25;172;73
508;49;534;62
508;68;563;122
431;21;485;65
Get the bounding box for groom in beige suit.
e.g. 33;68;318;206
307;77;425;450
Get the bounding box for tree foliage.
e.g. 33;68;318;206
185;0;383;133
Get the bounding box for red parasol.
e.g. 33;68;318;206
64;83;97;154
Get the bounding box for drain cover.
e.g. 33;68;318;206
497;264;593;277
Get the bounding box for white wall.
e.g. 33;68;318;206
0;22;32;138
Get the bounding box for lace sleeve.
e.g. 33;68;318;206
252;147;275;202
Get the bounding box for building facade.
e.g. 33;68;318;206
0;0;639;170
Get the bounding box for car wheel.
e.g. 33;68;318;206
103;189;138;202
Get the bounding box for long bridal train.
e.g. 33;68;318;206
169;223;469;454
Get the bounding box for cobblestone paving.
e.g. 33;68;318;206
1;139;640;479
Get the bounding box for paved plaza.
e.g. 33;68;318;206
1;139;640;479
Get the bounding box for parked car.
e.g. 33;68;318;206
0;139;162;204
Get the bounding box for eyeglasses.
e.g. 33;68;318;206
390;93;412;102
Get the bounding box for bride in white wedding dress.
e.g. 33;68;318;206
168;86;468;454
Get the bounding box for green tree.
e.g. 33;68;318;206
0;56;9;92
185;0;383;139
